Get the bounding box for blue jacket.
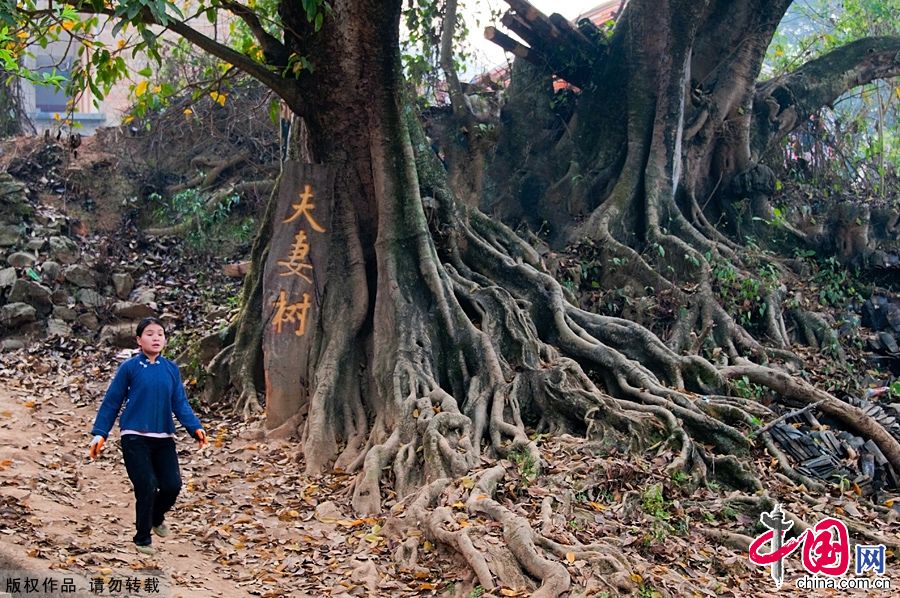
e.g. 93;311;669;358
91;353;202;439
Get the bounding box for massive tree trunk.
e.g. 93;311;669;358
196;0;899;594
487;0;899;351
489;0;899;240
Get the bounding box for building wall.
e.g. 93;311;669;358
22;10;232;135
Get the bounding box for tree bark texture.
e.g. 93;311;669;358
488;0;899;242
194;0;900;593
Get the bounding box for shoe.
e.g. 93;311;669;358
135;544;156;556
152;524;170;538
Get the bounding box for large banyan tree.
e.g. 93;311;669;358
13;0;900;593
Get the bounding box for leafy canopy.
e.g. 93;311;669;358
1;0;474;120
0;0;320;119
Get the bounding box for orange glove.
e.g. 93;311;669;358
89;435;105;459
194;429;208;449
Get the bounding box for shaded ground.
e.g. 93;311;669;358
1;349;898;597
0;127;898;596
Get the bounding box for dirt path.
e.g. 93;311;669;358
0;356;397;598
0;383;252;597
4;350;895;598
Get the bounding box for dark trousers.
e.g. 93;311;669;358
120;435;182;546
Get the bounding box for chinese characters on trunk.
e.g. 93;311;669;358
272;184;326;337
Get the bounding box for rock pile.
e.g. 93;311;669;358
863;294;900;375
770;393;900;497
0;172;156;351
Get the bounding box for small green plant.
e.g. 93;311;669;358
469;586;485;598
642;519;671;545
639;484;680;544
508;446;539;481
709;256;779;331
225;293;242;310
673;516;691;536
638;583;662;598
753;205;789;228
732;375;766;400
670;471;689;486
149;188;250;254
641;484;669;520
813;256;861;306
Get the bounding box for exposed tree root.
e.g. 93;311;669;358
699;527;755;552
721;365;900;472
787;308;846;362
201;51;898;597
403;466;638;597
195;135;900;594
166;151;251;194
145;179;275;237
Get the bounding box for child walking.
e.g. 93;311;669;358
88;317;208;555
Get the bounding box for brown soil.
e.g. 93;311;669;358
0;384;253;597
0;134;139;234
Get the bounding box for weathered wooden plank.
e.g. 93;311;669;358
262;162;334;429
484;26;533;59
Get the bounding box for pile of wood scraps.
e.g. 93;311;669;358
769;394;900;496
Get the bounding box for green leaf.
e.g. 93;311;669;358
88;78;102;101
892;381;900;397
168;1;185;20
137;66;153;77
141;28;157;49
153;0;169;26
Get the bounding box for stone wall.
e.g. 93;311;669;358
0;172;156;351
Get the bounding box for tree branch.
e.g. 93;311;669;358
55;2;300;109
164;18;289;99
218;0;289;66
751;36;900;157
440;0;468;120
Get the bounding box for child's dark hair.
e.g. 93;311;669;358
136;317;165;336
